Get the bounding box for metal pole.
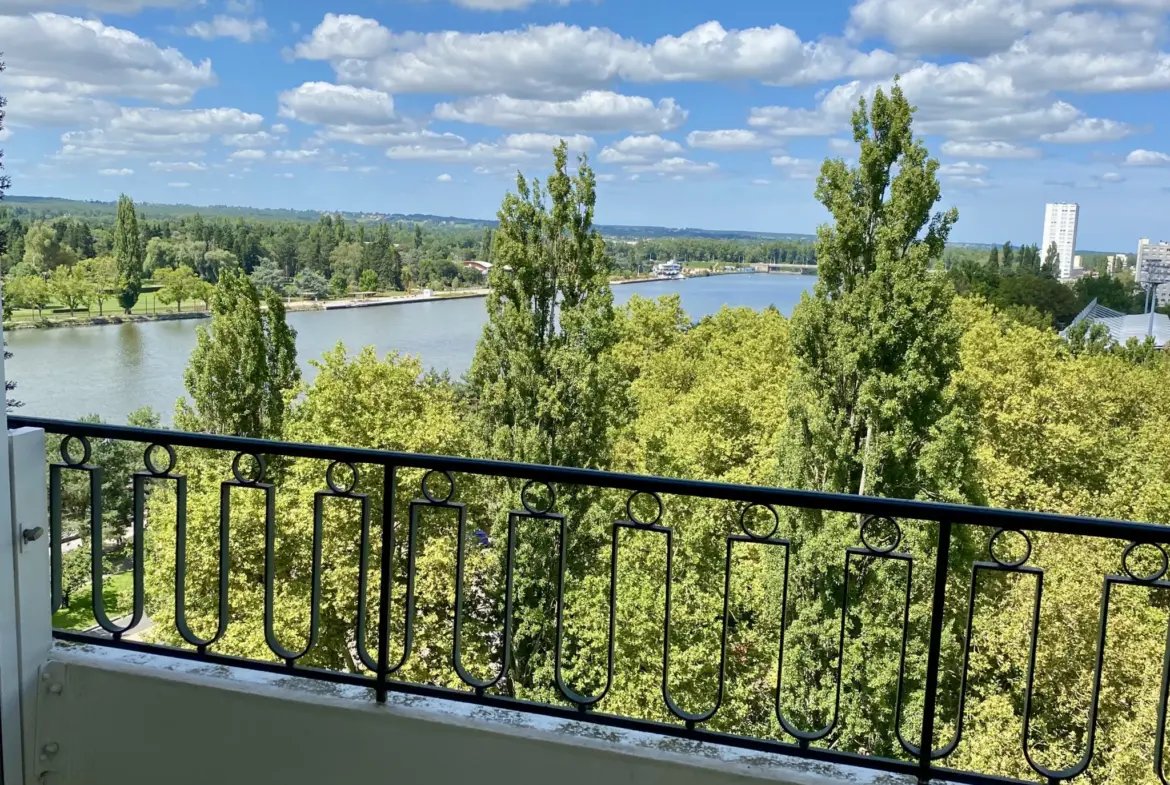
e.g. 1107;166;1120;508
1151;285;1158;340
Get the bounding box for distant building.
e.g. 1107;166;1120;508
1041;203;1080;280
652;261;683;279
463;260;492;275
1107;254;1129;274
1073;254;1083;270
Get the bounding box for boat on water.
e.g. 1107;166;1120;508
652;260;685;280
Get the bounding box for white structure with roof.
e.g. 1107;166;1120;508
1062;299;1170;348
1042;203;1080;280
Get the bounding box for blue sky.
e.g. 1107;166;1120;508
2;0;1169;250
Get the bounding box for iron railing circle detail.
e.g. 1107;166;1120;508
626;491;663;527
326;461;359;495
1122;541;1168;583
860;515;902;554
60;434;92;467
422;470;456;504
521;480;555;515
231;452;266;485
989;528;1032;568
143;443;177;476
740;503;780;540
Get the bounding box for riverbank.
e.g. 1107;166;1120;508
3;310;210;331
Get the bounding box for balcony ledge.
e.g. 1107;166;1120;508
44;642;915;785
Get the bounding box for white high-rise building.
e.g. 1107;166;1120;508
1041;203;1080;279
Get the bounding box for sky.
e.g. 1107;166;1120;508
1;0;1169;250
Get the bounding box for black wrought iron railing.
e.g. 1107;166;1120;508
10;415;1170;785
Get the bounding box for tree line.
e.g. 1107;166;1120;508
44;87;1170;785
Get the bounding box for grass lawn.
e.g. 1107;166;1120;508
6;290;207;324
52;571;134;631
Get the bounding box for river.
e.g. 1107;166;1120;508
5;274;815;424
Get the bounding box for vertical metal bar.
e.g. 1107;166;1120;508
48;469;62;613
375;465;396;703
918;520;952;782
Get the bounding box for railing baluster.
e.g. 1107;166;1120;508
918;519;951;783
374;464;396;703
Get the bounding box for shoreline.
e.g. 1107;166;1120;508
4;278;675;331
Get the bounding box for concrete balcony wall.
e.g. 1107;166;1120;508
39;644;905;785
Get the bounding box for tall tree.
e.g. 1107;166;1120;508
469;141;625;469
1043;241;1060;278
987;245;1000;269
175;267;299;439
1001;241;1015;270
113;195;144;314
782;80;974;500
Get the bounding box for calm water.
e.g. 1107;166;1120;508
6;274;814;424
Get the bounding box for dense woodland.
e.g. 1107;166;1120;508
18;84;1170;785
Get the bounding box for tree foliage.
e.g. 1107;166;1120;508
175;267;298;439
113;195;144;314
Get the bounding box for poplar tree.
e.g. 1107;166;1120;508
176;267;299;439
113;195;144;314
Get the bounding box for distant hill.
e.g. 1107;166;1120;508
2;195;816;242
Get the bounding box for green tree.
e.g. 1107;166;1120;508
783;80;973;500
144;237;179;274
1042;241;1060;278
329;241;364;283
23;221;76;272
1001;241;1014;269
175;268;299;439
987;246;999;269
77;255;119;316
249;258;287;294
469;141;625;469
49;264;96;314
358;268;378;293
296;270;328;300
991;273;1080;327
155;265;202;312
5;274;50;315
113;195;144;314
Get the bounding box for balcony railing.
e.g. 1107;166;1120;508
10;414;1170;785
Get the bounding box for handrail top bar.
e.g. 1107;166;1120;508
10;415;1167;543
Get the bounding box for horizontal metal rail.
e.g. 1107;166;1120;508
13;415;1170;785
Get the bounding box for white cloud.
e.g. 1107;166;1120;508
848;0;1040;56
222;131;278;147
827;137;855;155
596;173;617;182
277;172;295;179
0;129;11;142
0;13;214;105
98;167;133;175
386;142;539;164
185;15;268;43
598;134;685;164
437;173;453;182
1096;171;1126;183
940;140;1040;158
315;126;463;148
1038;118;1135;143
0;0;190;12
228;149;266;161
3;91;118;127
434;91;688;133
58;107;262;157
500;133;595;152
271;123;289;134
279;82;396;126
771;155;819;178
273;149;323;163
1125;149;1170;166
686;129;775;150
150;161;208;172
292;14;394;60
168;181;190;188
751;178;771;185
624;157;718;176
293;17;899;98
947;175;993;189
939;161;991;177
